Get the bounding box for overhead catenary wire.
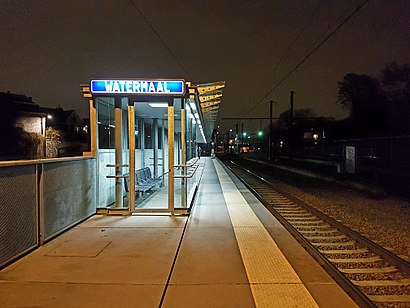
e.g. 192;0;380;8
249;0;325;105
307;0;362;54
248;0;371;113
128;0;193;80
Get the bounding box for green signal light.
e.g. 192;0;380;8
242;132;247;136
257;131;263;137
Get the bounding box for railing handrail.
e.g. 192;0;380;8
0;156;95;168
174;164;199;179
174;157;199;168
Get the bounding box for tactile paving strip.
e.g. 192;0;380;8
213;160;318;307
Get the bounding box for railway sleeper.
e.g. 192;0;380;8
304;234;349;241
312;241;357;249
278;214;311;218
269;202;296;206
339;266;398;274
319;248;369;254
296;225;334;231
283;216;319;221
270;204;297;209
353;278;410;287
367;294;410;304
291;221;328;226
275;209;307;213
329;256;382;264
299;230;341;236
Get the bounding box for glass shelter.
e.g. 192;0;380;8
81;79;220;215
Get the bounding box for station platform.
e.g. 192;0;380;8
0;157;357;307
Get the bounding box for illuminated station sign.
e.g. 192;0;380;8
90;79;185;95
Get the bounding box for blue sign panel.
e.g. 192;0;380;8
90;79;185;95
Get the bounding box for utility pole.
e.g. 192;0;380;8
289;91;295;159
235;123;239;153
268;100;277;161
241;123;244;152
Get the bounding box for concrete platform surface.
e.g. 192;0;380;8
0;157;358;307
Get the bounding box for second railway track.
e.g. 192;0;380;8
223;159;410;308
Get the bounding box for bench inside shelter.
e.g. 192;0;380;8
124;167;162;194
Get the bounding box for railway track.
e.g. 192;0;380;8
223;159;410;308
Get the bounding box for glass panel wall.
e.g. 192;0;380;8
96;97;116;207
173;98;183;208
185;98;200;207
97;98;115;149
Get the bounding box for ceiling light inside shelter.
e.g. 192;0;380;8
148;103;168;108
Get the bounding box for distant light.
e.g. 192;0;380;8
257;131;263;137
148;102;168;108
243;132;247;136
47;114;52;119
229;128;232;132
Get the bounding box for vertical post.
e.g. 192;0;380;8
162;119;165;186
269;100;273;160
37;163;44;245
140;119;145;167
227;129;230;153
168;99;175;213
89;99;97;155
128;105;135;213
153;118;158;178
90;98;99;207
290;91;295;159
181;100;186;208
114;97;123;208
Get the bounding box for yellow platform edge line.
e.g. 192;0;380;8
213;160;318;308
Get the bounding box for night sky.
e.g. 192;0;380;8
1;1;409;128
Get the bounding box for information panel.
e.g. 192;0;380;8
90;79;185;95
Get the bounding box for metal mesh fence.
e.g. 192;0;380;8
0;165;37;268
